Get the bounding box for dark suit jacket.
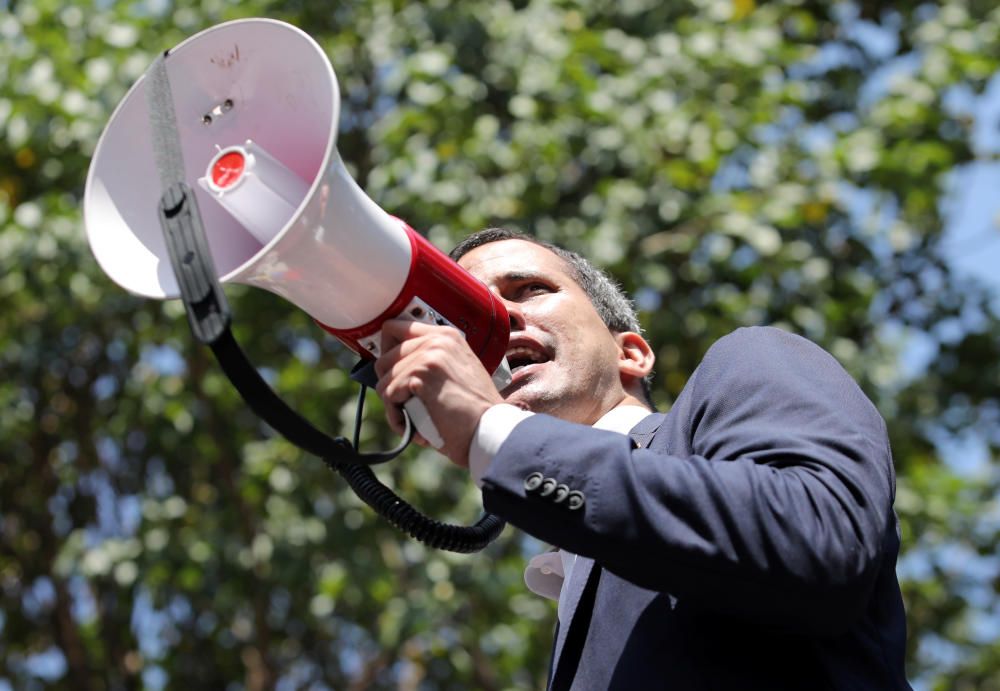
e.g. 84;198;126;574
481;327;912;690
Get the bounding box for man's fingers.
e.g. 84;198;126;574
374;321;465;379
381;390;430;447
374;320;432;378
380;317;443;337
384;396;407;435
378;319;438;356
375;322;475;380
369;319;490;465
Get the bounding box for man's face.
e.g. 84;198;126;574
458;239;628;425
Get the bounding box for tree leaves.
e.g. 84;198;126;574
2;0;1000;688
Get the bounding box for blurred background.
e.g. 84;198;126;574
2;0;1000;689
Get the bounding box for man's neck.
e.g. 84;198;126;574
587;393;651;424
617;393;653;412
593;402;654;433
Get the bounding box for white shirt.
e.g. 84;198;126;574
469;403;654;621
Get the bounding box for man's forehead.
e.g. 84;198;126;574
457;239;570;281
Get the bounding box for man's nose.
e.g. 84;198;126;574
500;297;526;332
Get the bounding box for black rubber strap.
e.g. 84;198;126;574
159;184;231;343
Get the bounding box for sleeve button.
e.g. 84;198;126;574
524;471;544;493
566;491;585;511
553;484;570;504
539;477;558;497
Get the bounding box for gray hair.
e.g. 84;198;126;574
450;227;653;403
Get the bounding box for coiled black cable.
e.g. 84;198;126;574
334;384;506;553
329;460;506;553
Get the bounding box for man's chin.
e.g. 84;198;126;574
500;382;539;410
501;384;562;416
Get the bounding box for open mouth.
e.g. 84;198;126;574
506;345;551;376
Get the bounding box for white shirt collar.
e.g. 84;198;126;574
524;404;653;604
591;404;654;434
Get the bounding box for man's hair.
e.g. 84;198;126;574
450;227;653;404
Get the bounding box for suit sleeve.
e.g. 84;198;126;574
480;327;897;635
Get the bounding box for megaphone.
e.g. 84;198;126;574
83;18;511;447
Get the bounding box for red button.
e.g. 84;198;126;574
211;150;245;189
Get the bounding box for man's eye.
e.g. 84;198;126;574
523;283;550;295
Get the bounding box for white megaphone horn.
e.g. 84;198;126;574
83;19;512;447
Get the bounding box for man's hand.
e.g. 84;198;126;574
374;319;504;467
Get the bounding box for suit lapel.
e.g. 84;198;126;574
629;411;666;450
551;556;594;669
549;557;599;690
548;414;666;689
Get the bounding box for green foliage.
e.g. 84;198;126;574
2;0;999;688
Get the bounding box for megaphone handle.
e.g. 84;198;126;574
403;398;444;449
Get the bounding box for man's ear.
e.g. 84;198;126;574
615;331;655;384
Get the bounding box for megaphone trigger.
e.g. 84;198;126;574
402;398;445;449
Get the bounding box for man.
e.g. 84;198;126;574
374;228;912;690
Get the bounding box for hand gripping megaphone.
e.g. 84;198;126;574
83;18;509;552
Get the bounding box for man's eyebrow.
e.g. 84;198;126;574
500;271;548;283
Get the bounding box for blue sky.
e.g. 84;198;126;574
943;72;1000;292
